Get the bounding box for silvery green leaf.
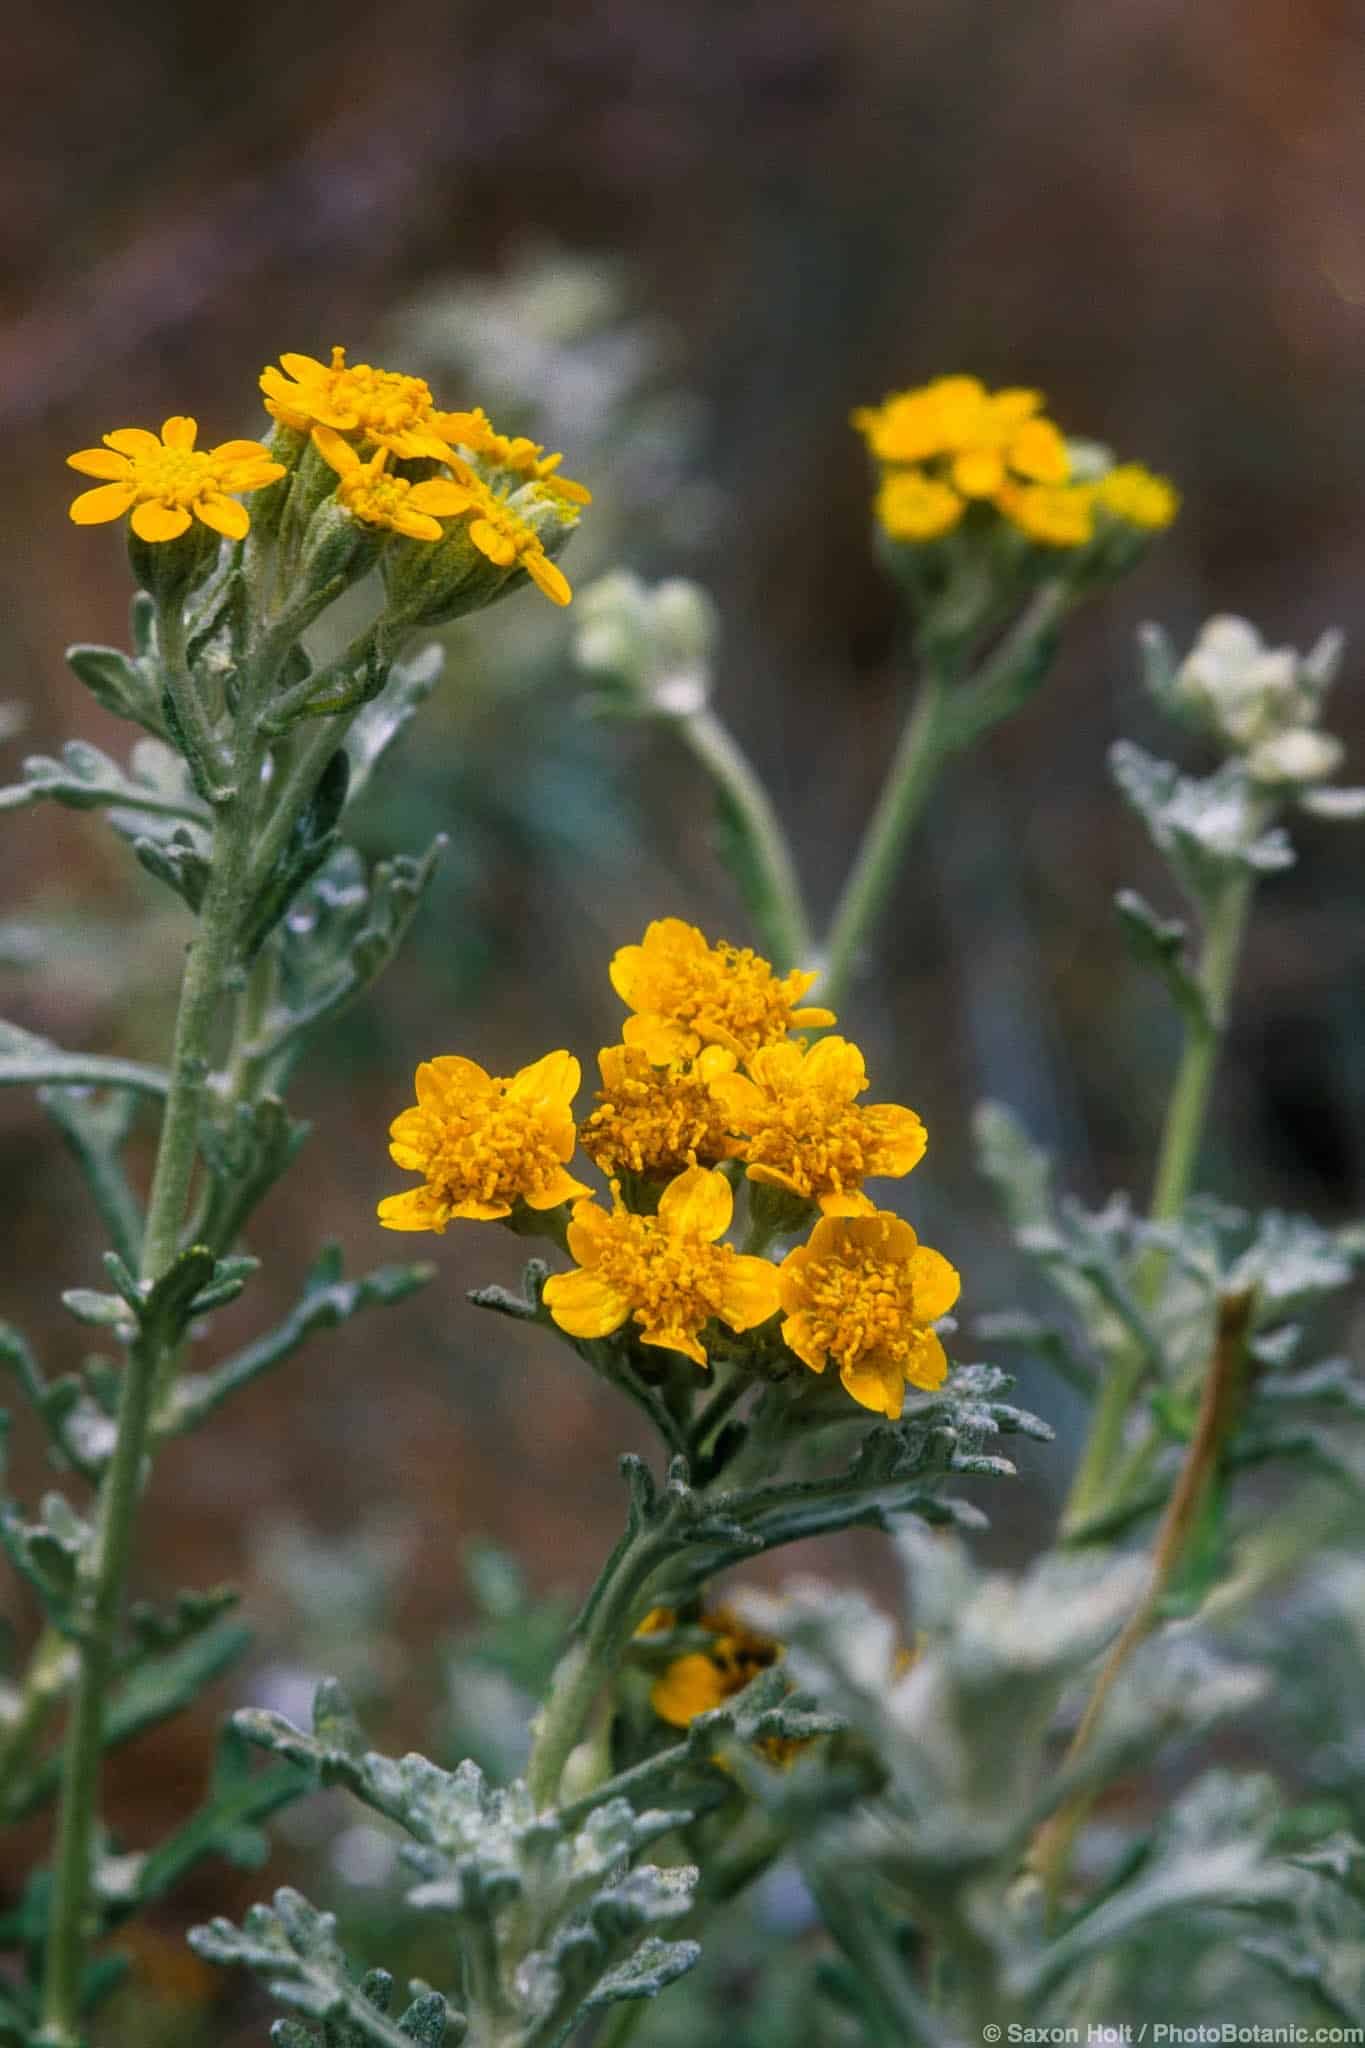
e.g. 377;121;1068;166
1300;785;1365;820
1114;887;1210;1029
1111;742;1295;906
66;642;166;735
0;736;206;825
345;644;444;801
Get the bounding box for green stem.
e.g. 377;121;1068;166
676;705;811;971
40;731;265;2046
818;670;949;1013
0;1627;73;1817
1062;870;1254;1537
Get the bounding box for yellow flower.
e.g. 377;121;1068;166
777;1210;960;1418
66;418;285;543
710;1036;926;1215
435;406;592;506
875;470;964;541
998;479;1095;548
312;426;475;541
580;1043;741;1181
610;918;835;1064
542;1164;781;1368
643;1606;783;1727
1092;463;1179;532
457;476;574;606
260;346;458;463
853;376;1069;497
377;1050;590;1231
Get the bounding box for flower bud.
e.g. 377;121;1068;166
573;571;717;718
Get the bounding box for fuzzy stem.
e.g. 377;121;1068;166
1062;870;1254;1537
675;705;812;972
40;698;267;2046
1033;1288;1255;1911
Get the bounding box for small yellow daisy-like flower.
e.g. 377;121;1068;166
67;418;285;543
435;406;592;507
1092;463;1179;532
260;346;458;463
580;1043;741;1181
313;426;475;542
710;1035;926;1215
455;476;575;607
639;1606;783;1726
777;1210;960;1419
854;376;1070;499
542;1164;780;1368
610;918;835;1065
875;470;964;542
377;1050;590;1231
998;479;1095;548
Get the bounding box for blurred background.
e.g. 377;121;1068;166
2;0;1363;2036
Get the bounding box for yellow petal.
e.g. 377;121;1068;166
542;1267;631;1339
377;1188;444;1232
746;1040;805;1090
130;500;192;542
211;437;276;464
525;1166;593;1210
801;1034;867;1099
195;493;250;540
622;1013;697;1063
718;1256;782;1331
790;1005;837;1028
907;1247;961;1321
833;1210;919;1260
103;427;160;457
279;352;329;379
745;1163;807;1198
817;1189;875;1216
415;1054;490;1105
695;1045;738;1083
311;424;359;477
905;1328;950;1392
1009;416;1069;484
66;448;132;480
779;1308;829;1373
387;1142;428;1172
639;1322;709;1368
566;1199;615;1266
609;943;645;1005
525;552;572;606
160;416;198;450
865;1103;928;1175
651;1653;727;1725
447;1196;514;1220
408;479;479;516
469;518;517;567
841;1352;906;1418
69;482;136;525
657;1164;733;1242
394;509;444;542
508;1049;581;1108
952;447;1006;498
706;1070;767;1127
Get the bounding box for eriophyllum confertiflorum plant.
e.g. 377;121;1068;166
2;359;1361;2048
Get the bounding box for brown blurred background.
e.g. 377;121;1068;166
2;0;1363;2028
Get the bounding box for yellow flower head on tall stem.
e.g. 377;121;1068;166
260;346;459;463
777;1210;960;1418
1091;463;1180;532
67;418;285;542
434;406;593;507
312;426;476;542
710;1035;926;1215
377;1050;590;1231
610;918;835;1065
580;1043;741;1181
854;376;1069;498
542;1165;780;1368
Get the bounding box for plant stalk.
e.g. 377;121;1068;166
676;704;812;972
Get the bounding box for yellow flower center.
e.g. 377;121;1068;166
341;468;417;528
591;1208;747;1338
795;1244;928;1374
412;1092;570;1212
651;946;814;1054
743;1097;898;1202
315;348;437;440
582;1055;734;1179
129;447;218;505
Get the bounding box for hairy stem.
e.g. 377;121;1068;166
1033;1289;1255;1911
676;704;812;971
1062;870;1255;1537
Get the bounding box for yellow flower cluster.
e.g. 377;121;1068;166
852;373;1177;549
68;344;588;606
379;920;959;1417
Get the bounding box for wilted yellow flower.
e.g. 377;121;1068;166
435;406;592;506
378;1050;590;1231
313;426;475;542
610;918;835;1065
580;1043;741;1181
998;479;1095;548
67;418;285;543
875;470;964;541
640;1606;783;1726
1092;462;1179;531
710;1036;926;1215
777;1210;959;1418
260;346;458;463
542;1164;780;1367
